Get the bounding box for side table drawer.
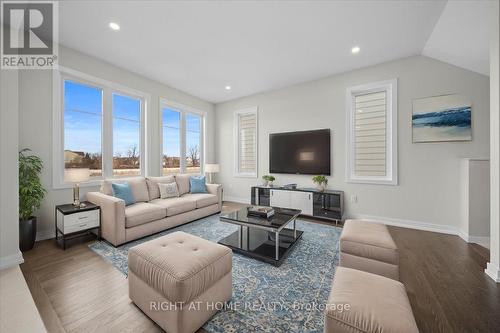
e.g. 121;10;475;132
64;210;99;227
64;218;99;234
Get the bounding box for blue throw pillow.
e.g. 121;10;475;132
112;182;135;206
190;176;208;193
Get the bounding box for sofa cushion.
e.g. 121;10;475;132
175;174;191;195
102;177;149;203
128;231;232;303
125;203;167;228
150;196;197;216
146;176;175;200
182;193;218;209
340;220;398;265
325;267;418;333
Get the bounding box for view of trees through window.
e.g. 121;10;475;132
113;93;141;177
64;80;103;177
162;107;202;175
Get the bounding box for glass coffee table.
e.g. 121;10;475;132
218;207;303;266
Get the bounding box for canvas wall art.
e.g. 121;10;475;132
412;94;472;143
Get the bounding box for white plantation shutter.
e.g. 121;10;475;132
234;107;258;177
354;91;387;177
346;80;397;185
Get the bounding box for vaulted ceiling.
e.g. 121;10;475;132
55;0;492;103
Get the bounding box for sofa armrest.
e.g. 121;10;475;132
86;192;126;246
206;184;223;210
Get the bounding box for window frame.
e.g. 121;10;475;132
53;67;149;189
159;98;206;175
345;79;398;185
234;106;258;178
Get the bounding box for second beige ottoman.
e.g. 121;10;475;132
339;219;399;280
128;231;232;333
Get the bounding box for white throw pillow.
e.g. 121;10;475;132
158;182;179;199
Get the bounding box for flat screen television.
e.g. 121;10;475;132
269;129;331;175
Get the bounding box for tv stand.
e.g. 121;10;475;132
251;186;344;223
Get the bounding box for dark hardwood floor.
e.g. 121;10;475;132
21;202;500;333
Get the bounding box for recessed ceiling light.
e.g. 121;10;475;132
109;22;120;31
225;85;231;90
351;46;360;54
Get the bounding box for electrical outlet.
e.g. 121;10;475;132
350;194;358;203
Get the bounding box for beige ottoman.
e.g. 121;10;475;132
325;267;419;333
128;231;232;333
339;219;399;280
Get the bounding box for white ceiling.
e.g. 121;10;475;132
423;0;493;76
55;0;489;103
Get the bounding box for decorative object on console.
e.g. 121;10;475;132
205;163;220;184
262;175;275;187
412;94;472;143
190;175;208;193
158;182;179;198
65;168;90;207
247;205;275;218
283;183;298;190
19;149;46;252
312;175;328;192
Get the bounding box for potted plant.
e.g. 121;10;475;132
262;175;276;187
19;149;46;252
312;175;328;192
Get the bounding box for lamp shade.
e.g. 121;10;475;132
205;164;220;173
65;168;90;183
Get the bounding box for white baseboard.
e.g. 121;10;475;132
0;251;24;270
485;262;500;283
347;213;459;236
36;229;55;241
457;231;490;249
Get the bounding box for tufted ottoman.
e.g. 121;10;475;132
324;267;419;333
128;231;232;333
339;219;399;280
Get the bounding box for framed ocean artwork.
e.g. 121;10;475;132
412;94;472;143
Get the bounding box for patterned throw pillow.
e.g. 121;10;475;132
158;182;179;199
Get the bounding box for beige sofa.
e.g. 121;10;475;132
87;175;222;246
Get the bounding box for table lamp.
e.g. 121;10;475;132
205;164;220;184
65;168;90;207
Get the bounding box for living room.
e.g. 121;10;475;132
1;1;499;332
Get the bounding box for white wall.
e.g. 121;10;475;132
0;52;22;268
215;56;490;233
18;45;215;240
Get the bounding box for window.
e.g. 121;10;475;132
113;93;142;177
234;107;258;177
162;108;181;175
346;79;397;185
64;80;103;177
161;101;205;175
185;113;202;174
56;68;148;187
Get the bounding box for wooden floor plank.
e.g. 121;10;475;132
21;202;500;333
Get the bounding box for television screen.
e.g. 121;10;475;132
269;129;331;175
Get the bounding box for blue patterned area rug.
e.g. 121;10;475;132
89;214;341;333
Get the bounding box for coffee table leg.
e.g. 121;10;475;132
275;232;280;261
238;225;242;248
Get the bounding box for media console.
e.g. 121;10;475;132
251;186;344;223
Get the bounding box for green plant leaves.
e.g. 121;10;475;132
19;149;46;221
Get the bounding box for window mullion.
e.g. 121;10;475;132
180;111;186;173
103;88;113;178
